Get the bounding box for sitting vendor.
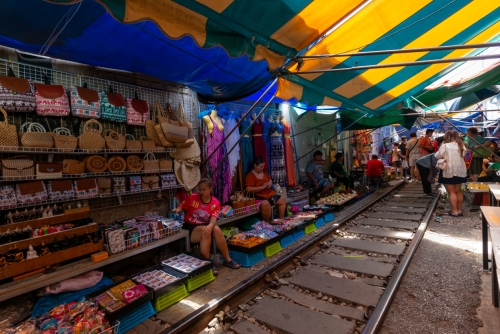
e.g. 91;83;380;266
245;157;286;222
366;155;385;178
478;150;500;182
306;151;335;196
331;153;354;189
172;178;240;274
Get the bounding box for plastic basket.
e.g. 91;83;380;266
263;241;282;257
280;233;295;248
293;229;305;241
116;302;156;334
186;269;215;292
315;217;326;228
154;284;189;312
324;212;335;222
304;223;317;234
229;249;265;267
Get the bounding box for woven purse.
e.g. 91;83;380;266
124;134;142;150
21;123;54;148
153;102;175;147
62;159;85;174
84;155;108;173
53;127;77;152
107;156;127;173
103;129;126;150
141;175;160;190
36;162;62;179
78;119;105;152
126;155;144;172
97;177;112;194
1;155;34;179
35;83;70;116
159;158;172;170
145;101;163;146
140;136;156;150
161;103;189;143
143;152;160;172
69;85;101;119
0;107;19;148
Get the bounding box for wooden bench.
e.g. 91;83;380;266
480;206;500;307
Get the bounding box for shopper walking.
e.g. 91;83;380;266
416;152;439;197
399;136;408;178
435;130;467;216
418;128;435;156
392;143;403;179
405;132;421;182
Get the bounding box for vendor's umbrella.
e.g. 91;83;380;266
449;86;500;111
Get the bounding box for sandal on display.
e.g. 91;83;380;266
223;260;241;269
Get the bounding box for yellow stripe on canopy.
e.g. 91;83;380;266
364;20;500;110
335;0;500;100
323;96;342;107
271;0;363;51
288;0;431;81
276;78;303;101
196;0;233;13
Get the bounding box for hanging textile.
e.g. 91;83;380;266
269;121;286;187
282;120;296;187
223;114;240;177
239;117;254;178
206;115;231;204
252;118;269;171
262;117;272;174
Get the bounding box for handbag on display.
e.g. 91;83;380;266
124;134;142;150
0;107;19;148
159;158;172;170
112;177;126;194
152;102;174;148
0;73;36;112
129;176;142;193
143;152;160;172
160;174;176;188
100;89;126;122
35;83;70;116
126;93;150;126
0;185;17;208
231;191;245;210
160;103;189;143
103;129;126;150
126;155;143;172
107;156;126;173
243;190;256;207
53;127;77;152
47;179;75;200
174;103;194;148
62;159;85;174
21;123;54;148
84;155;108;173
36;162;62;179
78;119;105;152
140;136;156;150
73;178;99;199
69;85;101;119
1;155;35;179
141;175;159;190
145;101;163;146
16;181;48;203
97;178;112;194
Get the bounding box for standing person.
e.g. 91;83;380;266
306;151;335;196
399;136;408;178
392;143;403;179
331;153;354;189
416;153;439;197
172;178;241;274
435;130;467;216
405;132;421;182
464;127;492;182
418;129;435;156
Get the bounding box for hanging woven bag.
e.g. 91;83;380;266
0;107;19;148
53;127;77;152
140;136;156;151
124;134;142;150
78;119;105;152
21;122;54;148
145;101;163;146
143;152;160;172
103;129;126;150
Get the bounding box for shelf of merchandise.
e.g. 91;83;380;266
217;205;261;227
0;169;174;182
286;191;309;204
0;146;176;154
0;229;190;302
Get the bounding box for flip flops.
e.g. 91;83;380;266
443;211;460;217
223;260;241;269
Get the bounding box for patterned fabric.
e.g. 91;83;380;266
129;176;142;193
223;116;240;177
47;181;75;200
180;193;221;225
239;118;254;177
262;118;271;174
0;185;17;207
73;179;98;199
100;92;126;122
16;183;48;203
252;119;269;170
126;98;150;126
270;135;286;187
69;86;101;119
0;80;36;112
206;116;231;204
112;177;126;194
35;86;70;116
282;121;296;187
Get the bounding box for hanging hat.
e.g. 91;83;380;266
170;138;201;160
174;159;200;191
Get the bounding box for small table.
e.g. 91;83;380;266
489;184;500;206
480;206;500;269
490;226;500;307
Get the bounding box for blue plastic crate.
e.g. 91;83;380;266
315;217;326;228
116;302;156;334
280;233;295;248
324;213;335;222
293;229;305;241
229;249;265;267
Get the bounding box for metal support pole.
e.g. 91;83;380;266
200;78;278;169
297;42;500;59
290;53;500;75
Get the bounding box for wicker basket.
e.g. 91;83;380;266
84;155;108;173
103;129;125;150
124;134;142;150
143;152;160;172
145;101;163;146
53;127;77;152
108;156;127;173
78;119;105;152
21;123;54;148
126;155;144;172
0;107;19;148
140;136;156;151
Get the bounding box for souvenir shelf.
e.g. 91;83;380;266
0;146;176;154
286;190;309;204
0;169;174;182
217;203;261;226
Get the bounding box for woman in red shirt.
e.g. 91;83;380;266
172;178;240;272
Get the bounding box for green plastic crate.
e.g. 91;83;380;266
153;284;189;312
304;223;317;234
187;270;215;292
263;241;282;257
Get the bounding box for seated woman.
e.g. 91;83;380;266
478;150;500;182
245;157;287;222
172;178;240;274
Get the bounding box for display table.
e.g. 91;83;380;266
481;206;500;307
480;206;500;269
489;184;500;206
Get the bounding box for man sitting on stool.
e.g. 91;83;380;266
306;150;335;196
365;155;386;186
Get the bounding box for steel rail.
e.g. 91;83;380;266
162;181;406;334
363;193;441;333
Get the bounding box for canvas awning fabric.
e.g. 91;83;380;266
0;1;499;106
339;109;419;131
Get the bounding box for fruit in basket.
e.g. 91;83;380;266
468;183;489;190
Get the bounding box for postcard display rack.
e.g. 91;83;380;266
0;59;193;291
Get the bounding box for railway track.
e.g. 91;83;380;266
164;181;440;334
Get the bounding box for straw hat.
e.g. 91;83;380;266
174;159;200;191
170;138;200;161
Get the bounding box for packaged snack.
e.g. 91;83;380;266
109;280;136;301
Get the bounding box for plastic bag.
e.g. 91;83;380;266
46;271;103;294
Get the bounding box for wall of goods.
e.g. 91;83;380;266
0;59;197;296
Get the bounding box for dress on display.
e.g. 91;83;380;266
262;118;272;174
282;120;296;187
252;118;269;171
223;115;240;177
269;122;286;187
239;117;254;177
206;116;231;204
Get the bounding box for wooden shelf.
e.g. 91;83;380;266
0;209;90;233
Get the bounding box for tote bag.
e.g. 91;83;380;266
126;94;150;126
0;75;36;112
69;85;101;119
35;83;70;116
100;90;126;122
